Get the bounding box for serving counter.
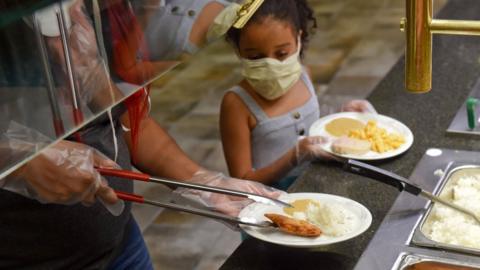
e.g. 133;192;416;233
220;1;480;269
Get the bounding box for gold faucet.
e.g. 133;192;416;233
402;0;480;93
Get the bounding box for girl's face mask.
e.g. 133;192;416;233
240;40;302;100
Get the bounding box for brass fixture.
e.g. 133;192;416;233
402;0;480;93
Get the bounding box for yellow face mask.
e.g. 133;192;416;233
240;42;302;100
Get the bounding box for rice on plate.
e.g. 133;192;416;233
288;200;357;237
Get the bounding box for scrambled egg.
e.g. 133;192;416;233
348;121;405;153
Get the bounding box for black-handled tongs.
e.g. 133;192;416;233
343;159;480;224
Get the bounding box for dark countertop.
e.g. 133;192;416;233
221;1;480;269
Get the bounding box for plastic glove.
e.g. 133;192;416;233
173;170;286;217
2;139;124;216
295;136;336;165
206;3;241;43
341;99;377;114
45;0;115;110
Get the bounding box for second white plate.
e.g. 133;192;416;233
239;193;372;248
309;112;414;160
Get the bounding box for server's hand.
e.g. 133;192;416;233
4;140;124;215
45;0;113;109
174;170;285;216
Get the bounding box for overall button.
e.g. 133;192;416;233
171;6;179;13
188;10;196;17
298;129;305;136
293;112;301;119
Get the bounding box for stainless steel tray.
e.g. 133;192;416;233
354;149;480;270
411;165;480;256
393;253;480;270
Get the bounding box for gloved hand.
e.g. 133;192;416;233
68;0;113;103
295;136;336;165
2;140;124;216
341;99;377;114
173;170;285;217
206;3;241;43
45;0;115;110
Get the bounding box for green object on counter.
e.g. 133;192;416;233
466;97;479;129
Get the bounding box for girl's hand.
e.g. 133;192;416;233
341;100;377;114
295;136;335;164
173;170;285;216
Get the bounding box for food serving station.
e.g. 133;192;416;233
2;0;480;269
221;1;480;269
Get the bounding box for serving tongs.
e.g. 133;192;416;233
343;159;480;225
97;168;289;227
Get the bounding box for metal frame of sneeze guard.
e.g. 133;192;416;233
401;0;480;93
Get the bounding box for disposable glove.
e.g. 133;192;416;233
206;3;241;43
45;0;115;110
2;138;124;216
294;136;336;165
173;170;285;217
340;100;377;114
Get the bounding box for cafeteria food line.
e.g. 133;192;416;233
139;0;428;268
221;1;480;269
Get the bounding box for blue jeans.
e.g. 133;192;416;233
108;220;154;270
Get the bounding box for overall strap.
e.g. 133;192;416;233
228;86;268;122
300;68;316;96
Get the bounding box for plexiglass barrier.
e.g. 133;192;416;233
0;0;236;178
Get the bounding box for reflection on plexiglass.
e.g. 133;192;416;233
0;0;237;178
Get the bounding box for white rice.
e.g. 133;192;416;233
423;175;480;249
305;202;356;236
292;211;307;221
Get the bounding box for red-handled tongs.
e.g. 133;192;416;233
96;168;289;228
96;168;291;208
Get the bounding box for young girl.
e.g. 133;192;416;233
220;0;373;189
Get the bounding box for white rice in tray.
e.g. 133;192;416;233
305;202;356;237
423;175;480;249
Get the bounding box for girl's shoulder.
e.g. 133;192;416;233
222;84;254;108
222;88;243;107
221;86;250;115
221;86;260;129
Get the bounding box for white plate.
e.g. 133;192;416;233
238;193;372;248
309;112;414;160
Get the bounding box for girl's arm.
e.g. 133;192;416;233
220;92;297;185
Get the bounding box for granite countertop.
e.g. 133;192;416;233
221;1;480;269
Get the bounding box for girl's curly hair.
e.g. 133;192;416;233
226;0;317;58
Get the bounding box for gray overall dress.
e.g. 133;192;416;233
227;70;320;190
134;0;231;60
